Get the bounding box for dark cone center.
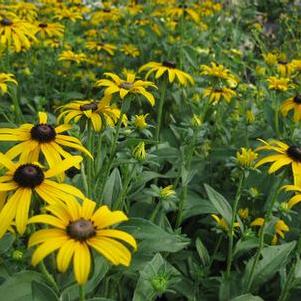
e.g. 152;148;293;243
39;23;48;28
293;95;301;104
31;124;56;142
13;164;44;188
67;219;96;241
80;102;98;111
287;145;301;162
1;18;13;26
103;9;111;13
120;81;133;90
162;61;176;69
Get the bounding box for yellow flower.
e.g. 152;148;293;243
236;148;258;167
200;62;237;84
28;198;137;284
0;17;37;52
291;59;301;72
0;73;17;94
12;2;38;22
282;185;301;209
132;142;146;161
203;87;236;103
58;50;87;64
165;6;200;23
134;114;149;130
86;41;116;56
238;208;249;219
121;44;140;57
263;53;278;65
139;61;194;86
57;96;121;132
277;61;294;77
255;139;301;186
280;95;301;122
36;22;64;39
211;214;239;232
251;217;289;245
0;112;92;169
159;185;176;199
246;110;255;124
54;8;83;22
95;72;157;106
267;76;290;91
0;154;84;237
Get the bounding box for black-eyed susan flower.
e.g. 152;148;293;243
0;112;92;167
0;154;84;237
281;185;301;210
54;8;83;22
28;198;137;284
86;41;116;55
165;5;200;23
58;50;87;64
139;61;194;85
121;44;140;57
236;148;258;167
0;16;37;52
280;95;301;122
57;97;121;132
251;217;289;245
267;76;291;91
36;22;64;39
95;72;157;106
203;87;236;103
255;139;301;186
0;73;17;94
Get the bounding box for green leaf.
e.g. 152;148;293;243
233;238;259;258
230;294;264;301
195;237;210;267
0;233;14;254
119;218;190;254
204;184;232;224
103;168;122;207
0;271;46;301
133;253;181;301
32;281;58;301
243;241;296;290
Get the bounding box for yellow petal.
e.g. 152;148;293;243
73;242;91;285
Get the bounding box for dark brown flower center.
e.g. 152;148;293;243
278;60;288;65
178;4;188;9
162;61;176;68
67;219;96;241
120;81;133;90
286;145;301;162
103;8;111;13
39;23;48;28
80;102;98;111
293;95;301;104
31;124;56;142
13;164;44;188
1;18;13;26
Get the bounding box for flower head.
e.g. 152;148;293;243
236;147;258;167
280;95;301;122
267;76;290;91
28;198;137;284
203;87;236;103
0;73;17;94
134;114;149;130
132;141;146;161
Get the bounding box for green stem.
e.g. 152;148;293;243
175;185;187;228
8;87;23;123
278;259;296;301
155;78;168;147
226;171;244;278
86;123;93;198
150;201;161;222
208;235;223;271
113;164;136;210
79;285;85;301
80;162;89;196
39;261;59;294
244;174;285;292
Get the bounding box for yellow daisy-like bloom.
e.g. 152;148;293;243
291;59;301;73
0;154;84;237
255;139;301;186
54;8;83;22
236;147;258;167
58;50;87;64
0;112;92;168
0;17;37;52
91;7;121;24
263;53;278;65
200;62;236;82
12;2;38;22
211;214;239;232
203;87;236;103
281;185;301;210
57;97;121;132
121;44;140;57
277;61;294;77
267;76;290;91
139;61;194;86
95;72;157;106
28;198;137;284
251;217;289;245
134;114;149;130
159;185;176;199
280;95;301;122
238;208;249;219
0;73;17;94
165;5;200;23
86;41;116;56
36;22;64;39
